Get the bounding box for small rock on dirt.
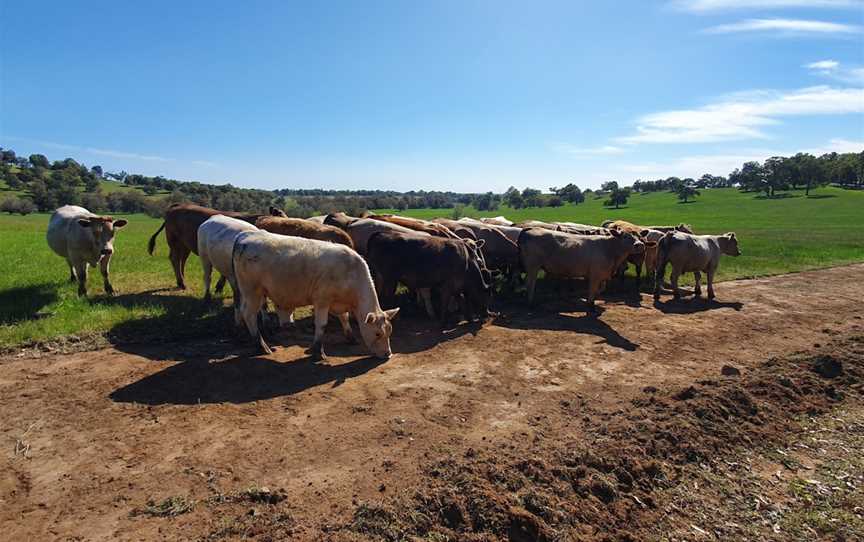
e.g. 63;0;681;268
812;355;843;378
721;365;741;377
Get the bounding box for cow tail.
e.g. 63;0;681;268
147;221;166;255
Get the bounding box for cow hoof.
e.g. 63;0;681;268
309;343;327;360
653;294;660;302
708;294;716;301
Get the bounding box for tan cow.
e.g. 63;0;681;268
654;231;741;301
46;205;128;296
232;230;399;359
518;228;650;311
443;218;519;272
514;220;560;231
255;216;354;249
602;220;693;282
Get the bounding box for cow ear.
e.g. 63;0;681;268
610;228;622;237
78;219;91;228
640;229;650;237
365;312;377;324
384;308;400;321
475;239;485;249
113;219;128;228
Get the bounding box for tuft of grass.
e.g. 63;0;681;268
135;495;195;517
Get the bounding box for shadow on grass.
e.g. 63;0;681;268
806;194;837;199
109;353;387;405
754;193;799;200
0;283;59;324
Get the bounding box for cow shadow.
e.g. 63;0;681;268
0;283;59;324
652;297;744;314
494;305;639;352
109;353;387;405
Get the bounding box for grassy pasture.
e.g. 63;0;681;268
0;186;862;349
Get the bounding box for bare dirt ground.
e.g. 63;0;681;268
2;264;864;541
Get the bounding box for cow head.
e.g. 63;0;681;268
610;228;646;255
361;308;400;359
269;206;288;218
718;232;741;256
77;216;128;259
675;223;694;234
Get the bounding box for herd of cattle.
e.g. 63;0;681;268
45;203;741;359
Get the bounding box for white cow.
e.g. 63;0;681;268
46;205;128;296
197;215;259;324
232;230;399;359
654;231;741;301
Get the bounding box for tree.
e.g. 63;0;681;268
503;186;524;209
677;184;700;203
600;180;619;192
551;183;584;204
29;154;49;168
473;192;498;211
762;156;790;197
91;165;103;177
604;187;630;209
521;187;543;207
732;161;765;193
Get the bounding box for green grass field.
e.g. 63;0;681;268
0;186;862;349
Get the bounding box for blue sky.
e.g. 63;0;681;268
1;0;862;191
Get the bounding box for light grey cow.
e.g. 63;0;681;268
653;231;741;301
46;205;128;296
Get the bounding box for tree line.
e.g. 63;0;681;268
0;146;861;217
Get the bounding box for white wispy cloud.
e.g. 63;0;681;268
804;59;840;70
673;0;862;12
806;137;864;154
804;60;864;84
616;138;862;179
549;143;625;156
84;147;171;162
2;136;218;167
617;85;864;144
704;18;862;35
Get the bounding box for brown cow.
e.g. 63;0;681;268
147;203;263;289
365;213;461;239
366;230;491;324
429;218;478;241
519;228;652;311
440;218;518;273
514;220;560;231
324;212;360;230
255;216;354;249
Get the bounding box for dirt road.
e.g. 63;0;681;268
2;265;863;540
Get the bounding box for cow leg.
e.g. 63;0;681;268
201;254;213;301
337;312;356;343
74;261;88;297
586;278;601;313
420;288;436;320
438;286;454;327
670;268;682;300
693;271;702;298
525;267;539;304
68;261;77;283
99;254;116;296
169;244;189;290
214;275;227;294
228;278;244;327
634;262;642;289
707;268;716;300
310;304;329;360
276;307;295;328
241;289;271;354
